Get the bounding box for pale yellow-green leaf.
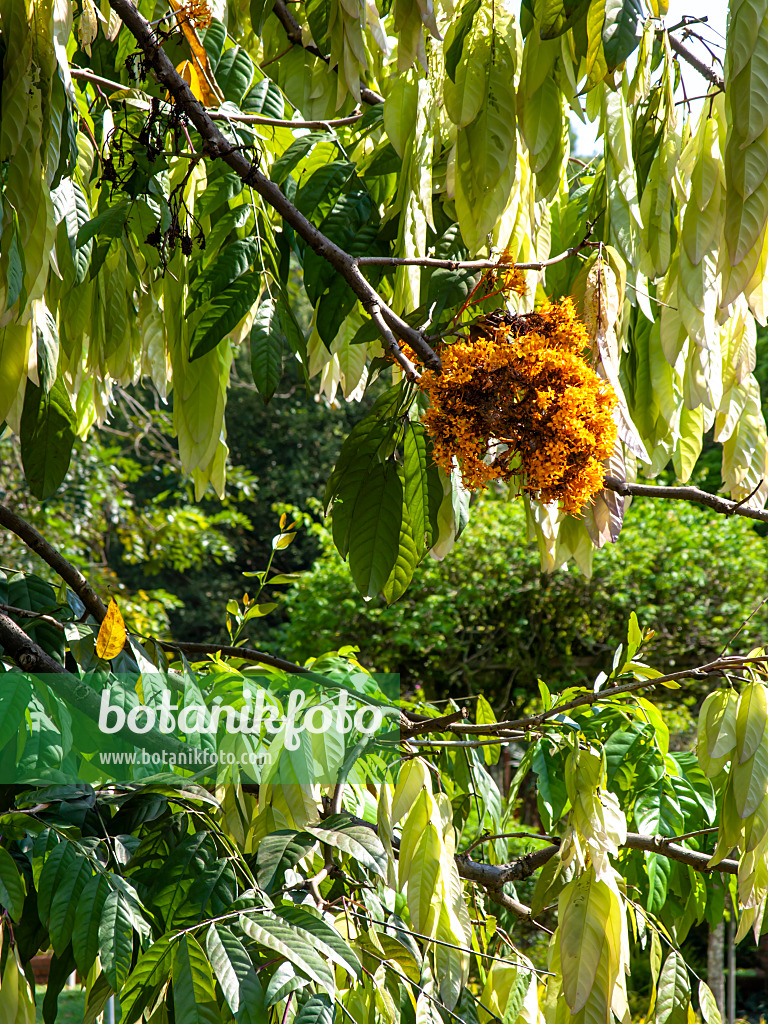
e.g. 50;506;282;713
391;757;430;825
585;0;608;90
672;403;704;483
704;687;739;759
443;25;491;127
406;819;442;935
736;680;768;763
732;728;768;818
383;72;418;158
559;867;613;1013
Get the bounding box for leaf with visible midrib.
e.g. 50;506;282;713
348;460;403;600
238;912;336;996
20;379;76;499
173;934;221;1024
190;271;262;360
0;847;25;920
250;300;284;403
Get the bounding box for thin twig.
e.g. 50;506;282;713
70;68;365;128
0;604;66;631
603;475;768;525
668;31;725;90
271;0;384;105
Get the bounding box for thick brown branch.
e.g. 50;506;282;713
603;476;768;525
668;32;725;91
271;0;384;106
105;0;439;371
401;707;468;738
0;503;108;621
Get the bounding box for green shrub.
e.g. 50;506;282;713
268;496;768;711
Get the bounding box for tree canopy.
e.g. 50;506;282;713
3;2;768;1024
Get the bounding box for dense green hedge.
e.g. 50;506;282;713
268;496;768;711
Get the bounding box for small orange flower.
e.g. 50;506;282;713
178;0;212;29
418;299;618;515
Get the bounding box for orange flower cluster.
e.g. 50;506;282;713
178;0;212;28
419;299;618;515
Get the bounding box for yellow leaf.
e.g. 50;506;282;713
168;0;225;107
96;598;127;660
175;60;207;105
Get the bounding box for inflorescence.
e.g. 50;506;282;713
419;299;618;515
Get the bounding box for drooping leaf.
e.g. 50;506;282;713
20;379;76;499
190;271;262;360
172;933;221;1024
249;299;284;402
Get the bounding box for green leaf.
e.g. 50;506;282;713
645;852;671;915
98;889;135;990
0;674;33;750
264;962;310;1006
250;0;276;33
173;933;222;1024
255;830;316;893
119;935;176;1024
534;0;591;38
655;950;690;1024
601;0;644;70
698;981;722;1024
20;379;76;499
7;209;27;310
276;904;362;979
403;422;443;557
190;270;262;360
238;912;336;996
206;924;267;1024
250;299;284;402
444;0;482;80
295;162;354;223
347;459;403;600
48;853;93;954
0;846;25;920
270;133;327;185
305;0;331;50
634;778;685;837
37;842;78;926
75;200;129;246
243;78;285;118
202;19;227;68
72;873;112;975
381;496;420;606
293;994;334;1024
217;46;255;103
189;239;262;310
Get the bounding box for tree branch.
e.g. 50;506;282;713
70;67;364;128
270;0;384;106
603;476;768;525
668;31;725;91
403;653;768;737
356;237;597;272
0;503;109;621
104;0;439;371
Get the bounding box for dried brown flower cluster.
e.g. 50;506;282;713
419;299;618;515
